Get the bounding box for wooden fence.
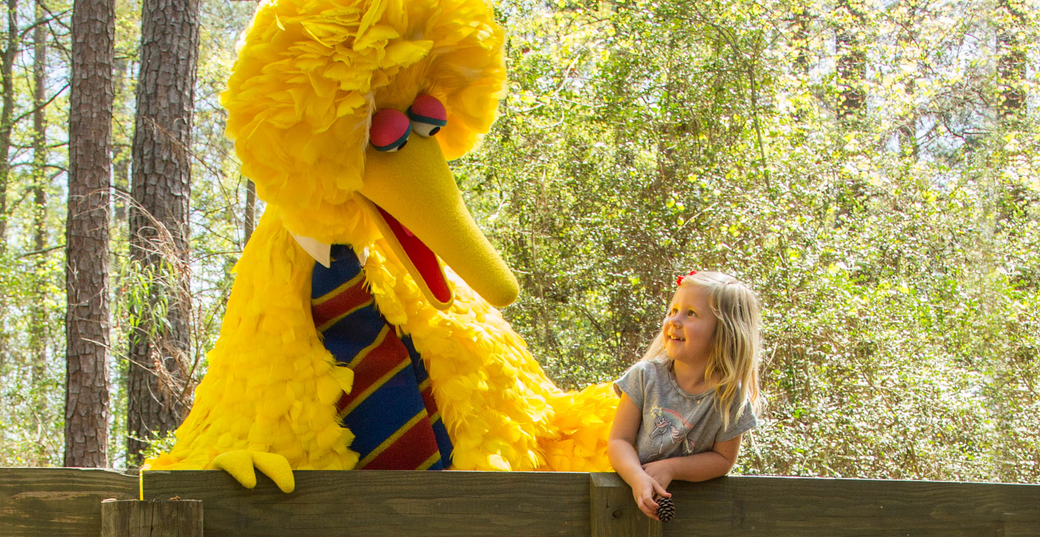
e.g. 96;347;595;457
1;468;1038;536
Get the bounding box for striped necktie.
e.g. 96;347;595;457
311;245;453;470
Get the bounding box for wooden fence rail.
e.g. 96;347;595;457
2;468;1038;536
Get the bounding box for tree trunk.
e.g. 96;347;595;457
30;0;49;466
242;177;255;247
65;0;114;468
0;0;18;251
126;0;199;466
994;0;1027;483
112;55;129;223
793;4;812;75
835;0;866;121
896;5;918;161
0;0;18;374
997;0;1026;121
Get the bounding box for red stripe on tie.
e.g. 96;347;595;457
360;415;441;470
420;385;439;416
311;280;372;329
336;332;411;416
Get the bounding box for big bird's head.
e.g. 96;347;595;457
223;0;517;309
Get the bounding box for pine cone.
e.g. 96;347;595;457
656;496;675;523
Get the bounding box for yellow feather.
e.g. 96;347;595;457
332;365;355;393
148;0;617;482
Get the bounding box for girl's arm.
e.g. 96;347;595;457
641;434;742;491
608;394;670;520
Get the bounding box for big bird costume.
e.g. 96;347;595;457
144;0;619;493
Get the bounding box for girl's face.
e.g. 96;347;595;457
662;284;718;365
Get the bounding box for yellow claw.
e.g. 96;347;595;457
210;451;257;489
209;450;295;493
253;451;296;493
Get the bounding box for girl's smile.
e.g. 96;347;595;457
662;284;717;365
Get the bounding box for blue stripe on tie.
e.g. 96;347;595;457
312;244;449;470
312;245;363;298
321;307;386;365
343;364;427;457
402;335;454;465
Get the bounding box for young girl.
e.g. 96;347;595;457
608;270;762;520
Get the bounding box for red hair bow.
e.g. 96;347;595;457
676;270;697;286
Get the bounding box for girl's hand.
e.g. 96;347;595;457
609;395;670;519
631;472;670;520
642;459;675;491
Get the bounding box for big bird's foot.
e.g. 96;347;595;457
209;450;295;493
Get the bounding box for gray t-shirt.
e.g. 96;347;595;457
614;359;757;464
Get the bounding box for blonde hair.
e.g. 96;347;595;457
641;271;762;429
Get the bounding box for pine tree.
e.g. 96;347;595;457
125;0;200;466
64;0;114;468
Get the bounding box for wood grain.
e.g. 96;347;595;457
0;468;137;537
4;468;1039;537
663;476;1040;536
101;499;202;537
589;473;661;537
142;470;591;537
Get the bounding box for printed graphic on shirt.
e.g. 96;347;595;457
649;406;696;456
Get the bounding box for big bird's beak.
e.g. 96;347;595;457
359;135;519;310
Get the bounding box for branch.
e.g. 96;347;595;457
17;11;62;42
10;82;68;124
6;184;33;214
48;35;69;60
40;4;71;33
19;243;62;258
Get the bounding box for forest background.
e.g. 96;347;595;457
0;0;1038;482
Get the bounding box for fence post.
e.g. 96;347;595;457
588;473;662;537
100;499;202;537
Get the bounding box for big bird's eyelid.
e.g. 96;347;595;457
408;95;448;138
370;108;411;152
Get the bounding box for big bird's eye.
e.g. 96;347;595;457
407;95;447;137
370;109;411;152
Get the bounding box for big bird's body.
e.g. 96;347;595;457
145;0;617;490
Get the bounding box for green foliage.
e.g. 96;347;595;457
1;0;1037;484
105;0;254;466
456;0;1040;482
0;0;72;466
